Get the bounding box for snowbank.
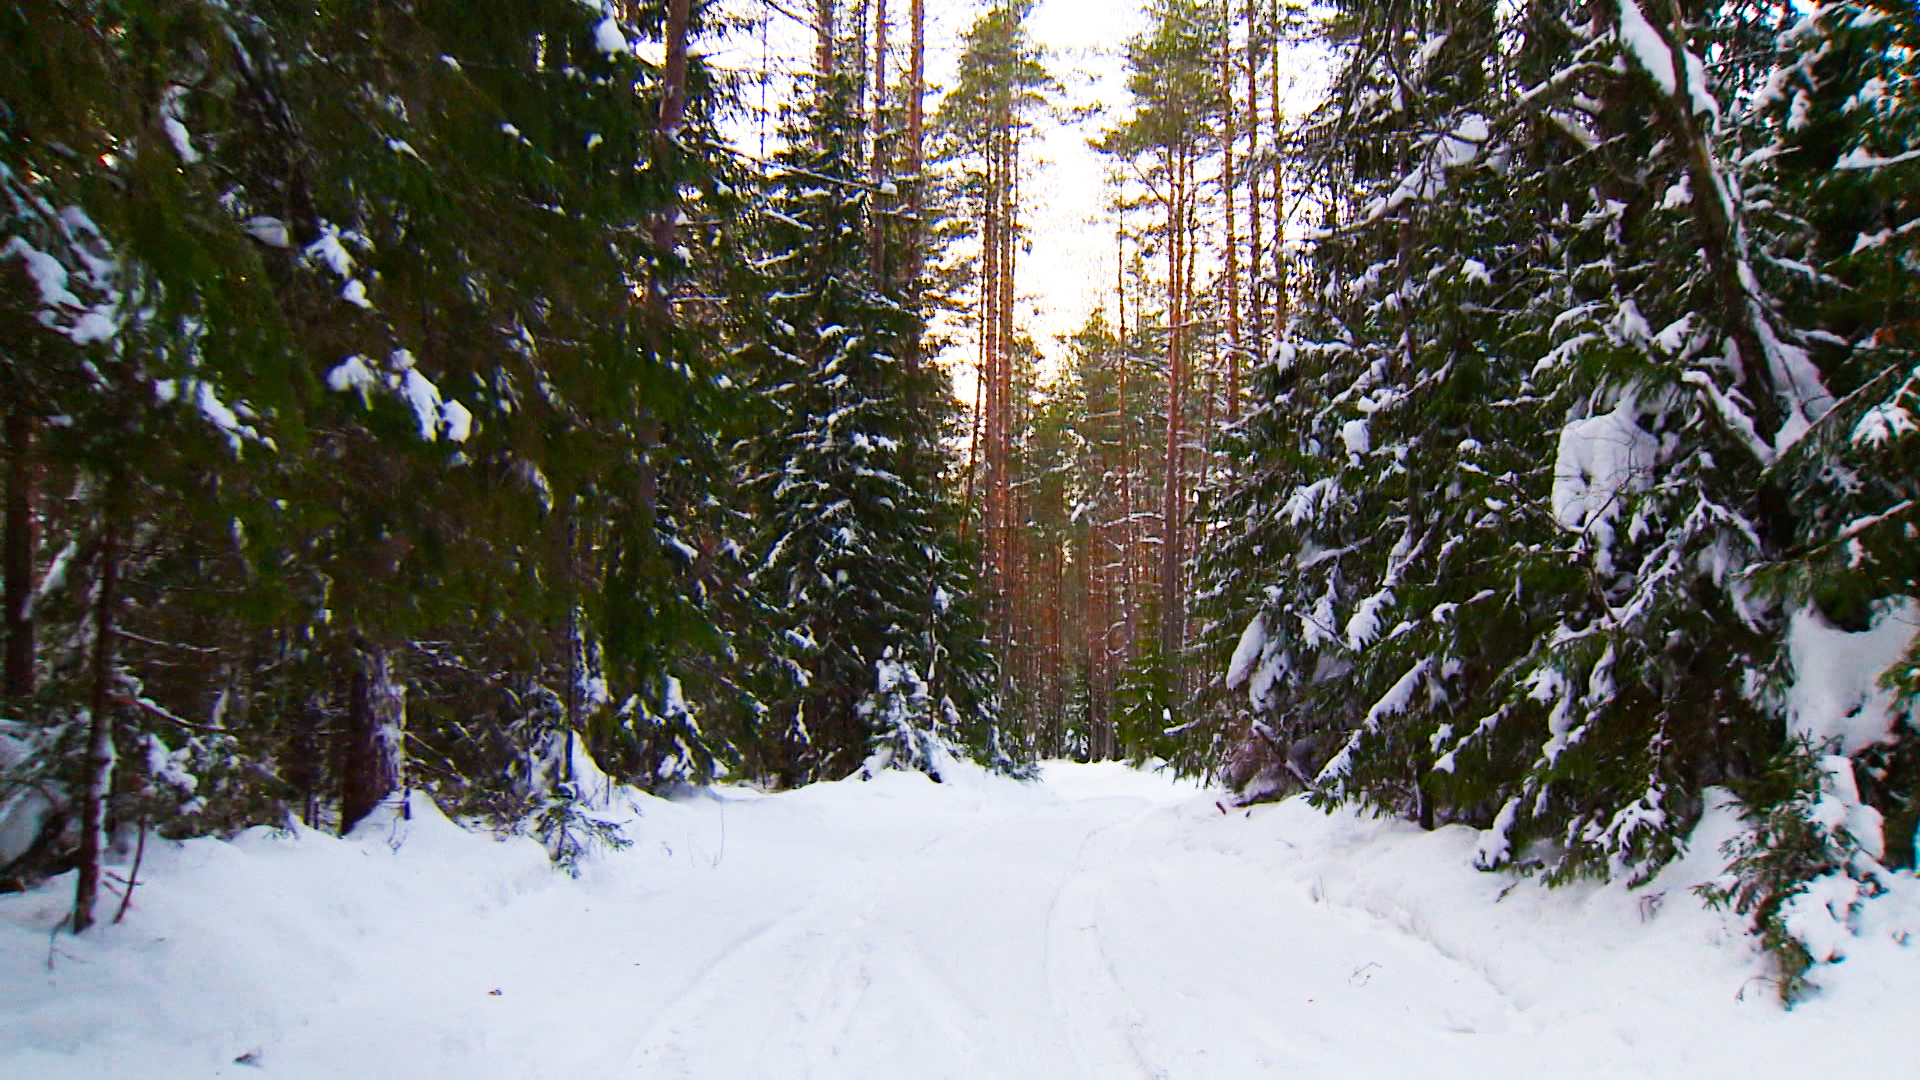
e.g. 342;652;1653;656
2;765;1914;1078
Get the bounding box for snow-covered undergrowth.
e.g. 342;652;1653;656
3;762;1915;1079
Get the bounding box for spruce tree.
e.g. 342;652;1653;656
735;22;1004;785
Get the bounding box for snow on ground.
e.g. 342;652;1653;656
3;760;1915;1079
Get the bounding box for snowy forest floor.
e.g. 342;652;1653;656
3;761;1916;1079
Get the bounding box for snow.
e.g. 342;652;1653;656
593;17;629;58
325;352;469;442
1550;402;1659;533
1852;400;1916;448
1340;417;1370;458
441;398;474;444
305;227;355;278
1832;147;1920;171
1224;613;1269;690
240;217;290;248
400;367;445;441
159;85;199;165
1437;115;1488;169
325;354;378;398
1345;588;1394;650
1785;598;1919;756
5;764;1918;1078
3;236;82;308
1617;0;1677;97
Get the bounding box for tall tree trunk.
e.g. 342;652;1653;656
1219;11;1243;426
1242;0;1263;405
340;641;405;834
72;473;123;934
637;0;696;516
904;0;926;299
1116;303;1137;677
999;130;1020;668
815;0;837;79
869;0;889;284
961;342;986;544
1161;144;1188;664
653;0;694;262
1269;0;1286;343
3;411;32;702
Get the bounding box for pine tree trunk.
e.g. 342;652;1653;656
71;474;122;934
3;410;32;702
869;0;888;285
1269;2;1285;344
340;642;405;834
1242;0;1263;401
962;340;985;544
1000;132;1020;678
1220;14;1243;425
636;0;695;518
1160;144;1187;664
815;0;838;79
653;0;694;260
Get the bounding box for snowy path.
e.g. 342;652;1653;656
3;761;1915;1079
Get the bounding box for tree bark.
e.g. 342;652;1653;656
1220;11;1243;425
1242;0;1264;401
340;641;405;834
815;0;838;80
652;0;695;266
71;475;122;934
1269;0;1286;343
905;0;926;294
869;0;889;285
3;410;32;702
1161;143;1188;664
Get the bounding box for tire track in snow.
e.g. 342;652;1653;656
1043;801;1169;1080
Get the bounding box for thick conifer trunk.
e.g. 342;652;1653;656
340;642;405;834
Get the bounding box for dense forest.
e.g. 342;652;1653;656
3;0;1916;995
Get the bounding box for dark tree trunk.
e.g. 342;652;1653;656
339;642;404;834
3;410;32;702
284;693;326;828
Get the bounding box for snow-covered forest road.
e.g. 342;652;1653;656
3;762;1914;1079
